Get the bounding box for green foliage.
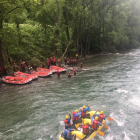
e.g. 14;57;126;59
30;57;40;68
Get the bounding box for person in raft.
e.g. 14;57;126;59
95;111;105;123
61;128;76;140
68;72;72;78
82;121;90;135
72;110;82;124
64;113;71;129
80;105;90;118
90;116;102;130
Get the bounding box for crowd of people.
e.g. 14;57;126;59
0;54;83;79
61;105;106;140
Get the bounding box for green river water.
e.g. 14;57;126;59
0;49;140;140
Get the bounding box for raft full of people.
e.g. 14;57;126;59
59;105;113;140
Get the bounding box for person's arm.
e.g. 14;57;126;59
74;112;82;117
98;122;102;126
91;116;93;124
68;128;74;131
83;106;89;113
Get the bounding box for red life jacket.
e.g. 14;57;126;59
72;112;79;120
64;119;70;126
47;60;50;66
81;108;87;116
98;114;105;122
82;125;89;134
92;120;99;129
64;58;67;61
68;73;71;77
3;67;7;71
0;68;1;72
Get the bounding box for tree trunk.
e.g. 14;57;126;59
0;39;6;68
56;0;60;42
77;18;81;55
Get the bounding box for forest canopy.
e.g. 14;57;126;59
0;0;140;68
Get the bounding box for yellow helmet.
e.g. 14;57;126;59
100;111;104;114
65;115;69;119
83;105;86;109
84;121;87;125
95;116;98;120
75;110;78;113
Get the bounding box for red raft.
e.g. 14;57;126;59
31;70;51;78
14;72;38;80
36;67;53;74
2;76;32;85
50;66;66;73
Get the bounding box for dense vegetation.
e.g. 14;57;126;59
0;0;140;68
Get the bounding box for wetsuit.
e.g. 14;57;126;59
63;128;75;140
57;71;60;77
13;65;16;72
64;114;71;129
81;106;90;118
91;116;102;130
72;112;82;124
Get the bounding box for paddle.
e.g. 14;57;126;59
97;130;104;136
108;117;113;121
102;123;109;129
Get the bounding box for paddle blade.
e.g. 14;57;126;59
108;117;113;121
97;130;104;136
103;124;109;129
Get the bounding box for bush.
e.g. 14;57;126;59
30;57;41;69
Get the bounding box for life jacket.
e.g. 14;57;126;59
64;58;67;61
82;125;89;134
68;73;71;78
64;119;71;127
98;114;105;122
81;108;87;116
47;60;50;66
13;65;16;71
0;68;1;72
80;63;83;68
92;120;99;129
3;67;7;71
72;112;79;120
75;60;77;64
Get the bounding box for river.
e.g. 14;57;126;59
0;49;140;140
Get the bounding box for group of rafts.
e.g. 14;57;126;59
2;66;66;85
59;106;113;140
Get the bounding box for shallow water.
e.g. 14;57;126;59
0;49;140;140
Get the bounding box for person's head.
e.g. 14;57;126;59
31;67;32;69
95;116;98;121
75;110;78;113
83;105;86;109
100;111;104;115
65;115;69;119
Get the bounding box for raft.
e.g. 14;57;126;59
14;72;38;80
50;66;66;73
59;111;105;140
31;71;52;78
36;67;53;74
2;76;32;85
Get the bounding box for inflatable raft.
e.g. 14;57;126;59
36;67;53;74
50;66;66;73
2;76;32;85
59;111;105;140
14;72;38;80
31;71;51;78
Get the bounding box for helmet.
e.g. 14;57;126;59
95;116;98;120
100;111;104;114
83;105;86;109
65;115;69;119
75;110;78;113
84;121;87;125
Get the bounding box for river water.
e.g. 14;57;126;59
0;49;140;140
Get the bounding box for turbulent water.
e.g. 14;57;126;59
1;49;140;140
